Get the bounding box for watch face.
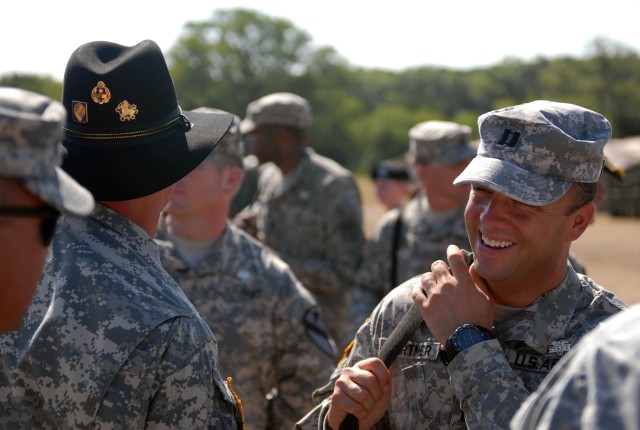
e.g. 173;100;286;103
452;326;490;351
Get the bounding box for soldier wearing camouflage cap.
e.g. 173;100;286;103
0;87;94;332
369;156;414;211
297;101;627;430
234;92;365;350
156;107;336;430
0;41;242;428
350;120;475;338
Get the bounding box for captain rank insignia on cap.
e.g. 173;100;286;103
91;81;111;104
116;100;138;121
72;100;88;123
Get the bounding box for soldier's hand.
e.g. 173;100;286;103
327;357;391;430
412;244;493;344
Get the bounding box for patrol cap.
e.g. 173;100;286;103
193;107;244;165
371;159;412;181
240;92;312;134
454;100;612;206
409;120;475;164
0;87;94;216
61;40;234;201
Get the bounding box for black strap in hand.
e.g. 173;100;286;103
339;305;424;429
339;250;474;430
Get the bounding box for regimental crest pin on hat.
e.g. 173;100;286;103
91;81;111;104
115;100;138;121
72;101;88;123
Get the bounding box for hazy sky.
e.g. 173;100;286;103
3;0;638;80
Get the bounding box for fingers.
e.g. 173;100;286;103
331;358;390;420
446;244;472;277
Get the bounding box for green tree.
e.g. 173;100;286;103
585;37;640;137
0;73;62;101
168;8;315;116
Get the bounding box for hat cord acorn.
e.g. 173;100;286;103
63;114;192;140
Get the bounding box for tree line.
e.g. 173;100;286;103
3;8;639;173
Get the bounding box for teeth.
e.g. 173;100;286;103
482;236;513;248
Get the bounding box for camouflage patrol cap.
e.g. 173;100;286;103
0;87;94;215
408;120;476;164
454;100;612;206
193;107;244;164
240;92;312;134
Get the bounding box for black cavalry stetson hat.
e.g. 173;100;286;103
61;39;233;201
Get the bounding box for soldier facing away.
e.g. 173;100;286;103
0;40;241;428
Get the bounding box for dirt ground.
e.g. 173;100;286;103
358;178;640;305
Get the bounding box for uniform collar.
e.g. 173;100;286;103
493;264;581;354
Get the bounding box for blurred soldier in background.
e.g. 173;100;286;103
350;121;475;333
370;155;414;211
234;92;365;350
156;108;337;430
0;40;241;428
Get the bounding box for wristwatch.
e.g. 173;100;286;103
440;323;494;366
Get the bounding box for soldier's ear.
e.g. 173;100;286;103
567;201;596;242
223;166;243;195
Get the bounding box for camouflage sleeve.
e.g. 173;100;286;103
447;340;530;429
296;317;391;430
95;317;239;429
511;306;640;430
269;278;337;429
282;177;365;296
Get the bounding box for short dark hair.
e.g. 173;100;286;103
565;181;598;215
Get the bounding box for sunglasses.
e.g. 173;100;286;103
0;206;60;246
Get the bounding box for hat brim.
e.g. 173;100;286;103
453;156;572;206
62;110;233;201
23;167;95;216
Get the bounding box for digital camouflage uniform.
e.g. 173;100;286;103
0;204;240;429
351;196;469;329
156;220;337;430
297;265;626;430
511;303;640;430
251;147;365;348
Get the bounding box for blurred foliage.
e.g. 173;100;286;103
3;9;640;174
0;73;62;100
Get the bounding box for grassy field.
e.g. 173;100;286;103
357;176;640;305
